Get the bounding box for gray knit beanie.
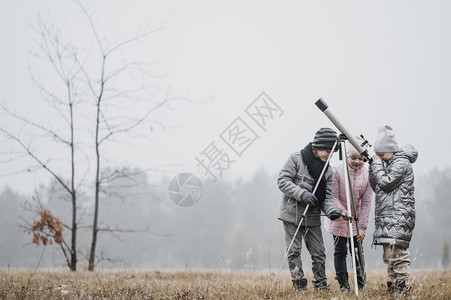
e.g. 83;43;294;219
312;127;338;151
373;125;399;152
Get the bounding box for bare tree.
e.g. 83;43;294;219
0;14;83;269
1;2;181;271
72;3;176;271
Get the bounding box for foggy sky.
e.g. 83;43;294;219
1;0;451;194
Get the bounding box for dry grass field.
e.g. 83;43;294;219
1;268;450;299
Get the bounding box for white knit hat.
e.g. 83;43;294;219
373;125;399;152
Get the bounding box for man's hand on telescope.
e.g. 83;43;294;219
301;191;318;207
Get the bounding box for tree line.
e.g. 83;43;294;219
1;167;450;271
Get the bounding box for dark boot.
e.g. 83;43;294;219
292;278;307;292
336;272;351;292
395;280;411;296
357;274;365;290
387;281;395;294
314;281;330;291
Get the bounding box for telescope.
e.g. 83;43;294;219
315;98;372;163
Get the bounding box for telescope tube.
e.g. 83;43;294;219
315;98;372;163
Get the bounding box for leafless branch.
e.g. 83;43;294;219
98;99;168;145
94;250;124;267
0;166;43;178
0;127;72;195
0;105;71;146
97;226;173;242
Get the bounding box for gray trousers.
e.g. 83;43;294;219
283;221;327;286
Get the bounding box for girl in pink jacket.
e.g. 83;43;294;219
324;142;373;292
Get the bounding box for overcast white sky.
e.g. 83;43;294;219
1;0;451;194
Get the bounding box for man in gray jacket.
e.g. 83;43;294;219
369;125;418;295
278;127;342;292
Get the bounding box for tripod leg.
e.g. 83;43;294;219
354;242;366;289
269;212;307;294
342;141;359;295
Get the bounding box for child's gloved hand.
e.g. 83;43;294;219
301;191;318;207
328;210;342;220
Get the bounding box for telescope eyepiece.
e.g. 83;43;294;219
315;98;328;112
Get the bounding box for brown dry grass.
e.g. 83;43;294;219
1;269;450;299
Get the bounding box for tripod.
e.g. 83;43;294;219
337;134;367;295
